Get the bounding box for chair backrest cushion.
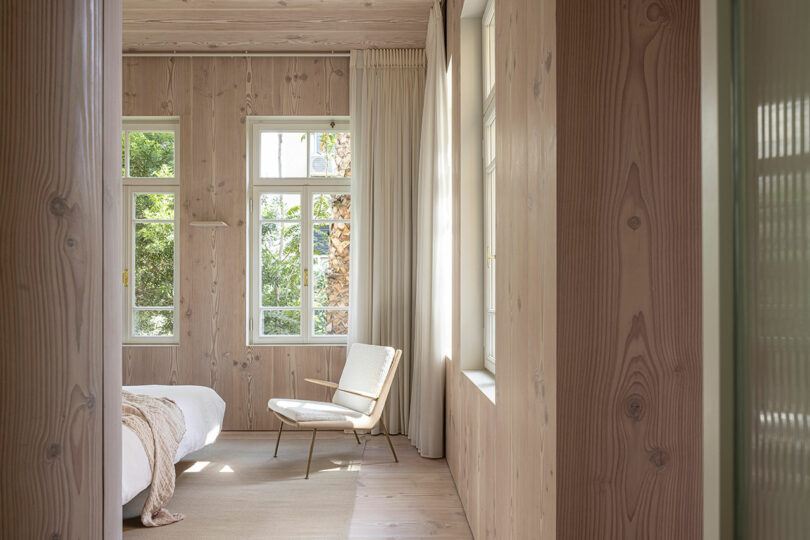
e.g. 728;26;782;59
332;343;396;415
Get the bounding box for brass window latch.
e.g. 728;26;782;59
303;268;309;286
487;246;496;268
122;269;129;287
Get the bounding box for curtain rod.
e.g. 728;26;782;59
122;52;350;58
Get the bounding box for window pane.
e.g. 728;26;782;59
128;131;175;178
262;310;301;336
486;312;495;358
260;222;301;307
135;192;175;220
260;193;300;220
134;222;175;307
134;309;174;337
312;193;350;220
260;132;307;178
313;222;350;308
485;19;496;96
314;309;348;336
309;132;352;177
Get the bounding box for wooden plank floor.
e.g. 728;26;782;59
187;431;473;538
350;434;473;538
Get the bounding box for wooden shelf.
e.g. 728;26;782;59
190;220;228;228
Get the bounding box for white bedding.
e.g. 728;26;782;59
122;385;226;505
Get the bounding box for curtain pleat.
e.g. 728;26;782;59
349;4;449;456
408;1;452;458
349;48;426;437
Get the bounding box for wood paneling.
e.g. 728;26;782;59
122;0;433;52
446;0;556;536
494;0;557;536
122;57;349;430
445;368;497;539
103;0;124;536
446;0;701;537
1;1;118;537
557;0;702;537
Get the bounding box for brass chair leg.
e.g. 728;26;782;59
274;421;283;458
305;429;317;479
353;430;361;444
380;418;398;463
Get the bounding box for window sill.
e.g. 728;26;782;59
462;369;496;405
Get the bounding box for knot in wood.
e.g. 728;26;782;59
649;448;666;469
624;393;645;421
49;196;68;217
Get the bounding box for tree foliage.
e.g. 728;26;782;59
133;193;175;336
124;131;177;336
260;133;351;336
124;131;175;178
260;195;302;335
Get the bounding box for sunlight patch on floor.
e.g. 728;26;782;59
185;461;210;473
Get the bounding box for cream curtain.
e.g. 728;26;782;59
408;1;451;458
348;48;426;436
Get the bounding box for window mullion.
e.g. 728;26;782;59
173;185;180;340
130;189;137;339
302;186;312;342
252;186;260;343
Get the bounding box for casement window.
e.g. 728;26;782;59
483;0;496;373
248;118;351;344
122;119;180;343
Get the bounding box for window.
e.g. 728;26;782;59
249;118;351;344
483;0;496;373
122;119;180;343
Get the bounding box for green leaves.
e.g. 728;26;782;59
124;131;175;178
132;192;176;337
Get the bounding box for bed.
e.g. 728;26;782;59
122;385;226;506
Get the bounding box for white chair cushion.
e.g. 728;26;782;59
268;398;368;427
332;344;395;415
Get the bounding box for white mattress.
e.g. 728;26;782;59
122;385;226;505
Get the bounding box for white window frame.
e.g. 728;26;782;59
122;118;179;186
483;0;497;374
248;117;351;345
122;118;180;344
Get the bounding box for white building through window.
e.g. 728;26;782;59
248;118;351;344
122;118;180;343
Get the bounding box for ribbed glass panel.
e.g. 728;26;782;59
737;1;810;538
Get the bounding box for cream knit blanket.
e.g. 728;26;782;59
122;390;187;527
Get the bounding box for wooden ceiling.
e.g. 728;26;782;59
122;0;434;53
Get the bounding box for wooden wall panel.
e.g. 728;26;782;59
557;0;702;537
122;0;432;52
494;0;557;537
445;366;497;539
122;56;349;430
103;0;124;534
445;0;556;537
446;0;700;537
1;1;117;537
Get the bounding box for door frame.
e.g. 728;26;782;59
103;0;123;537
701;1;735;539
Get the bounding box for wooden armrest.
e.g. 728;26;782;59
305;378;378;400
333;387;379;400
304;378;338;389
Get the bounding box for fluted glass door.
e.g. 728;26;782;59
735;1;810;538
